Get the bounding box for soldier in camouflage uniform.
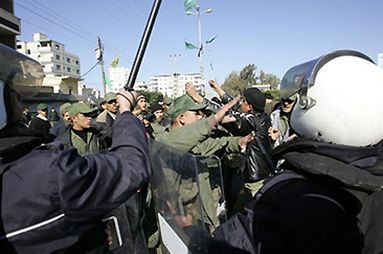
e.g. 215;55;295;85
156;94;252;232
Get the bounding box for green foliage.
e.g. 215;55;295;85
259;71;280;89
222;64;280;96
239;64;258;86
137;90;163;105
263;89;280;100
222;72;248;96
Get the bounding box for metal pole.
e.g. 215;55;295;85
125;0;162;91
97;37;107;95
197;7;205;96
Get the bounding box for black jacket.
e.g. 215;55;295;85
232;111;272;182
0;112;150;254
205;93;273;181
214;138;383;254
28;116;53;143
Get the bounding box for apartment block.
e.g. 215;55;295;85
17;33;81;94
148;73;203;98
0;0;20;48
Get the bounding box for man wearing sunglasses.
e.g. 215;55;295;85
269;95;298;148
96;92;118;148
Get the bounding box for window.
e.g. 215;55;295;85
16;45;21;49
66;57;71;63
67;67;71;72
75;60;79;65
76;69;80;74
27;50;31;54
55;44;60;50
56;65;61;70
56;55;60;60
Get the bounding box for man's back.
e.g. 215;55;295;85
0;112;149;254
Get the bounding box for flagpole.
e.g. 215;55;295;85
186;4;213;97
197;6;205;96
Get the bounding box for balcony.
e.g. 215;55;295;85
0;7;20;35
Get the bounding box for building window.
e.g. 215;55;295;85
75;60;79;65
56;65;61;70
55;44;60;50
67;57;71;63
67;67;71;72
76;69;80;74
56;55;60;60
16;45;22;49
27;50;31;55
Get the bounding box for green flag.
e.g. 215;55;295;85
205;36;217;44
185;41;198;50
184;0;197;12
110;57;119;68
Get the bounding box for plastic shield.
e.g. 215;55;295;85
149;140;225;253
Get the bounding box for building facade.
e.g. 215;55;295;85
148;73;203;98
378;53;383;71
108;66;130;93
0;0;20;49
17;33;81;94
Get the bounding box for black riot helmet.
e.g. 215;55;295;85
0;43;44;129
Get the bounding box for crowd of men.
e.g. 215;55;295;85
2;43;383;254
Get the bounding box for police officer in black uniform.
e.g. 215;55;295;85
212;50;383;254
0;44;150;254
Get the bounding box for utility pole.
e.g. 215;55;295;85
96;36;107;95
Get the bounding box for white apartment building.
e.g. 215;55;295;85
148;73;203;98
107;66;147;93
108;66;129;93
17;33;81;94
378;53;383;71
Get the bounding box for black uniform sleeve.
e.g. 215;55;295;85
58;111;150;221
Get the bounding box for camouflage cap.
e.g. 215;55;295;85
104;92;117;103
167;94;207;120
37;103;48;111
68;102;94;117
59;102;71;115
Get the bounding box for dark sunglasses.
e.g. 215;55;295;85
40;108;48;112
281;98;295;104
107;99;117;104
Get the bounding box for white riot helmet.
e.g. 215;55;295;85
0;43;44;130
281;50;383;147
